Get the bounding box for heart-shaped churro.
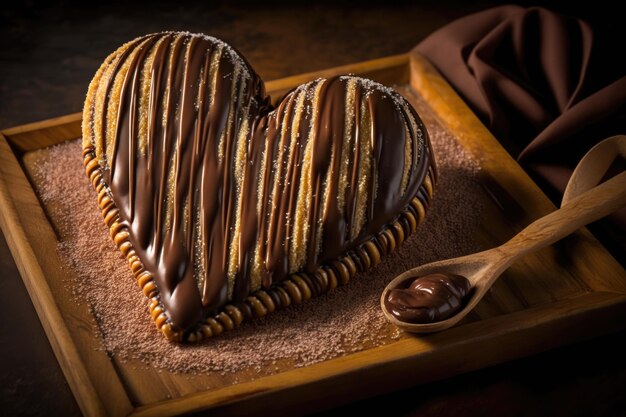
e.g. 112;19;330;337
82;32;436;342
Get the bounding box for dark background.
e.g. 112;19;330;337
1;2;625;416
1;0;623;129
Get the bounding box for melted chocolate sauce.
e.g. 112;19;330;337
385;273;471;323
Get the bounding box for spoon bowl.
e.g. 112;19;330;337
381;248;504;333
382;135;626;334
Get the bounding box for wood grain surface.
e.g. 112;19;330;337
1;52;625;417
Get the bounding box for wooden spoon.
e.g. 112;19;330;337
381;135;626;333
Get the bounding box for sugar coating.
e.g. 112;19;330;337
290;79;324;272
353;98;372;240
337;77;357;213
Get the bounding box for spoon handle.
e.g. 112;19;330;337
499;171;626;263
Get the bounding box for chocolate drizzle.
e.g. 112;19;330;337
83;32;434;335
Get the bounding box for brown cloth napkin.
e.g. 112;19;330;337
414;5;626;253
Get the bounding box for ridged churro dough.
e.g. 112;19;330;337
82;31;436;342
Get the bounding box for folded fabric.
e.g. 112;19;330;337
414;5;625;251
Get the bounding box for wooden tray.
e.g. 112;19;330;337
1;52;625;417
